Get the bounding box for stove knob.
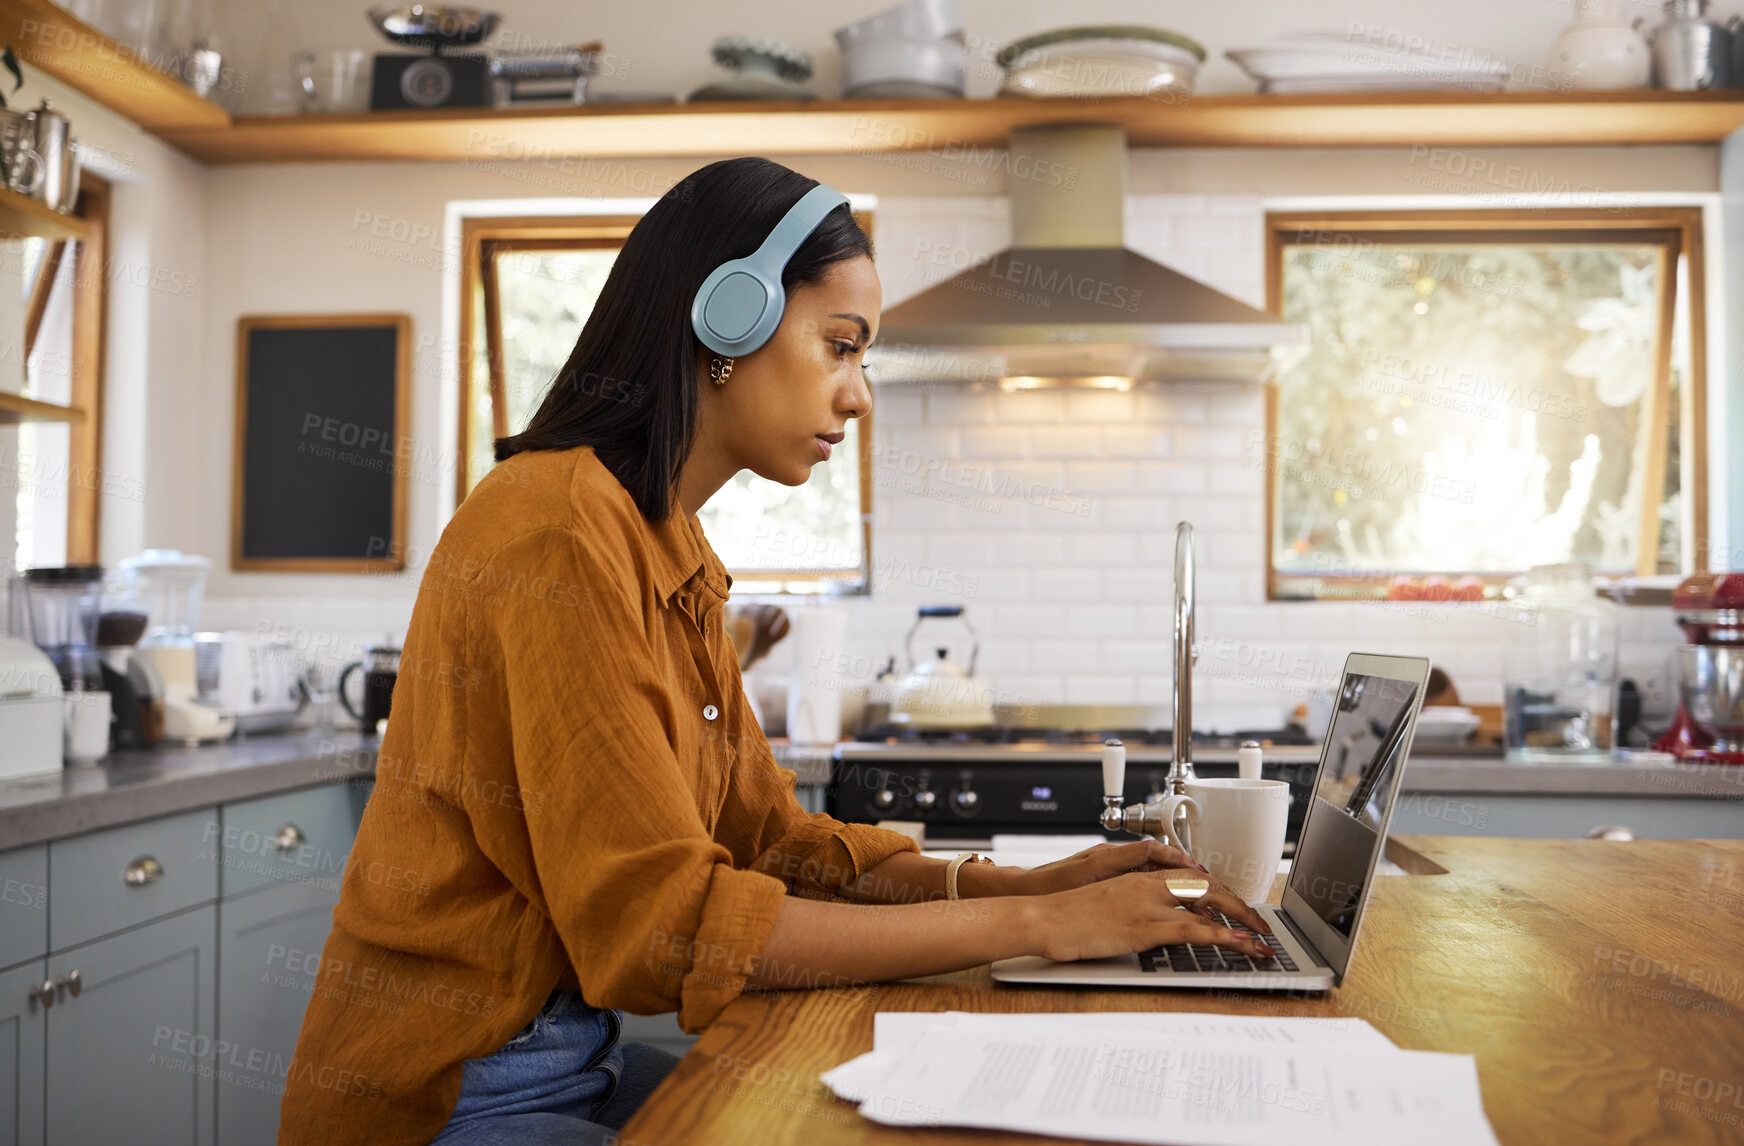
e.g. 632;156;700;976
872;789;896;811
951;788;979;814
913;789;936;810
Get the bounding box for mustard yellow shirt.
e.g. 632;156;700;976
279;445;919;1144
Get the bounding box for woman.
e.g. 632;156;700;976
278;157;1275;1146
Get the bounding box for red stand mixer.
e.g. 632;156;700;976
1653;572;1744;765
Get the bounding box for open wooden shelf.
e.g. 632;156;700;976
0;0;229;132
0;390;84;424
0;181;88;239
154;88;1744;165
1;3;1740;164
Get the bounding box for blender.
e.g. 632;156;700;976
1653;572;1744;764
118;550;236;745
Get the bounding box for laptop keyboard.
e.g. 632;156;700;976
1137;910;1299;974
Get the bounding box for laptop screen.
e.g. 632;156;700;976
1286;670;1421;938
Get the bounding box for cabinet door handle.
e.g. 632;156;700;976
27;980;54;1009
124;855;164;886
56;970;80;998
273;823;307;852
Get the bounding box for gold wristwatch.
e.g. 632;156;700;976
945;852;994;900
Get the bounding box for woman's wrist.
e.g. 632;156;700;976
955;860;1033;899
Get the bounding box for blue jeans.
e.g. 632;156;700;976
430;991;682;1146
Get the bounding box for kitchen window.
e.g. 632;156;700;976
1262;209;1706;601
6;172;109;569
459;211;875;593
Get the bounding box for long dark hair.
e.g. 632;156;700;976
494;157;872;521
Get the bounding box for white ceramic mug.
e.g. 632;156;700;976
63;689;112;764
1170;778;1292;904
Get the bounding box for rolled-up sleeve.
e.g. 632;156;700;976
708;635;920;899
474;528;790;1032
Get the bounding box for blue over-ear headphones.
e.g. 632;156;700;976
690;182;850;358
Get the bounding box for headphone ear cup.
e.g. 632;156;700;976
693;261;782;357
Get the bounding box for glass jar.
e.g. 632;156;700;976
1501;562;1620;763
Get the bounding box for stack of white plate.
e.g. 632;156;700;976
996;24;1206;98
835;0;966;99
1227;31;1511;93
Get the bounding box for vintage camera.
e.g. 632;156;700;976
370;53;490;108
366;5;496;109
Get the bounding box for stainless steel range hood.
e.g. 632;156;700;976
867;124;1308;388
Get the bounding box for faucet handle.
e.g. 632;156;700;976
1101;738;1126;800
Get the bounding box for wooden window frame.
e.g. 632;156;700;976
1263;207;1708;601
0;171;108;564
458;212;876;593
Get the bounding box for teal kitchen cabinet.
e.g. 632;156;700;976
212;781;368;1146
0;959;48;1146
215;880;340;1146
0;847;48;972
45;906;217;1146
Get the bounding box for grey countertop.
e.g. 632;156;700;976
1;735;1736;852
0;731;378;851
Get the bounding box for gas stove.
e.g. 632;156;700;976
827;706;1322;849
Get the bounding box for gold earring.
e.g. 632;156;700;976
708;355;734;384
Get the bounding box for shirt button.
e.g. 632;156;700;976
703;704;719;721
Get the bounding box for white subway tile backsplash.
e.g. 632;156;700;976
890;427;961;459
1102;639;1171;674
991;603;1067;637
1066;674;1137;704
1209;390;1266;425
1104;568;1167;600
1033;567;1101;601
1171;428;1249;461
1097;497;1173;532
996;391;1067;423
993;533;1068;565
1062;461;1136;494
927;534;995;566
1064;390;1137;422
926;392;998;425
1000;674;1065;706
977;638;1029;674
1103;426;1171;458
1138;392;1208;424
1135;462;1208;495
1065;603;1138;637
873;389;927;425
1068;532;1140;563
1031;427;1102;458
1030;640;1100;673
960;426;1030;459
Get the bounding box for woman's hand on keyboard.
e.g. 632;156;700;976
1026;872;1277;963
1009;837;1206;896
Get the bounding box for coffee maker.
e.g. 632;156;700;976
117;550;235;746
20;565;103;692
1652;572;1744;764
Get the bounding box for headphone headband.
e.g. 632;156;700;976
691;183;851;359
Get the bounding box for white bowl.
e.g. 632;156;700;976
1413;706;1482;744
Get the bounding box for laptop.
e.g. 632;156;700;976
990;652;1431;992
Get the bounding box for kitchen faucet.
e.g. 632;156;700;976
1100;522;1198;847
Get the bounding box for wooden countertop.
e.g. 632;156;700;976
622;836;1744;1146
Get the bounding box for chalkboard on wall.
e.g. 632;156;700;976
232;315;410;572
